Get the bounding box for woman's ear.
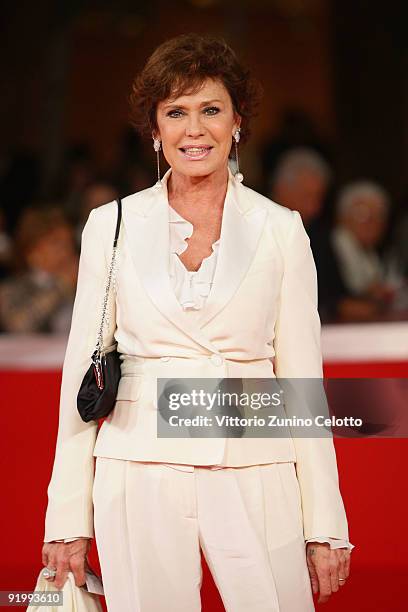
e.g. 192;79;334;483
233;114;242;134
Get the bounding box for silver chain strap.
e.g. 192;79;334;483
90;200;121;390
95;243;118;356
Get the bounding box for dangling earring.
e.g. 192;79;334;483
233;128;243;183
152;137;162;189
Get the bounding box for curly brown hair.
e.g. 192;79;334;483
129;33;263;147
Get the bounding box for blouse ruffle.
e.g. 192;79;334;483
168;205;220;311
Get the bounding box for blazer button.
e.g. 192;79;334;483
210;354;223;366
160;356;171;362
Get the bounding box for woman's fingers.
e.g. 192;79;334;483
329;551;340;593
70;555;87;587
306;553;319;594
54;560;70;590
41;545;49;568
338;549;348;585
345;549;351;577
42;546;58;583
307;543;351;603
316;560;332;603
40;540;90;590
67;538;91;584
42;543;64;586
307;544;331;601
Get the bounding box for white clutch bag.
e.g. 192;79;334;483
26;569;103;612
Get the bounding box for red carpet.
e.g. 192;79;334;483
1;364;406;610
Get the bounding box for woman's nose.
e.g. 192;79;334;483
185;114;204;137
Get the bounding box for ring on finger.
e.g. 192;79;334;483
42;568;57;579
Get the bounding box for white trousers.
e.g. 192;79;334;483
92;458;315;612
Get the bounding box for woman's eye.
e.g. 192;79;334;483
166;106;220;118
204;106;220;115
167;109;184;118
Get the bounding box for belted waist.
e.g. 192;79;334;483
120;354;274;377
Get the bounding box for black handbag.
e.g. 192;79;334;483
77;198;122;423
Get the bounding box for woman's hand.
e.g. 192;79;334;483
41;538;92;590
306;542;351;603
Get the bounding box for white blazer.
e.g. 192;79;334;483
44;167;349;545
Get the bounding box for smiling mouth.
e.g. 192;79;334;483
179;146;213;159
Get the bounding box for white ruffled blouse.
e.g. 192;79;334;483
168;204;220;310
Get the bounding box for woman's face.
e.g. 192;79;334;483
154;78;241;179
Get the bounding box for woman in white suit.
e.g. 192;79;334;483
41;33;353;611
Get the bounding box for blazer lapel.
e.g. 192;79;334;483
122;167;267;352
122;169;219;354
197;171;268;328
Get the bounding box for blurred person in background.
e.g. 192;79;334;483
260;109;333;196
332;181;395;316
0;207;78;333
270;149;394;322
269;147;348;321
270;147;331;227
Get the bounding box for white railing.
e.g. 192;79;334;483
1;322;407;370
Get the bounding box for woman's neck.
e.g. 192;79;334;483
167;165;229;215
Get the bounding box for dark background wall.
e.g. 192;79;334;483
1;0;407;204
